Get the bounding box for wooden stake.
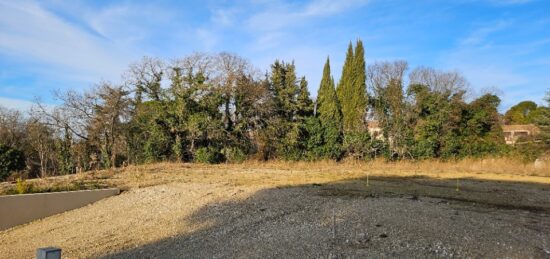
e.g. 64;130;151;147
332;208;336;239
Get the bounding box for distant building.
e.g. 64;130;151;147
367;121;541;145
501;124;540;145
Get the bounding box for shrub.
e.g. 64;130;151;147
277;123;306;161
0;144;26;181
224;147;247;163
343;131;372;160
509;141;545;163
194;147;223;164
15;178;34;194
144;131;173;162
304;117;324;160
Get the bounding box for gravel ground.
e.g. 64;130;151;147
1;165;549;258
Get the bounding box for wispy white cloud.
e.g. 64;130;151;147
235;0;372;87
197;0;372;92
1;0;548;112
0;0;134;83
302;0;370;17
441;18;549;109
0;96;36;111
195;27;220;51
210;7;240;27
459;20;511;46
246;0;370;32
83;3;180;48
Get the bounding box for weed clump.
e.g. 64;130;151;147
15;178;33;194
194;147;223;164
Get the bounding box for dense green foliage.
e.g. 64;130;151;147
337;41;368;133
503;101;540;125
0;42;548;181
507;93;550;161
407;85;505;159
315;58;343;159
539;92;550;143
335;41;374;159
0;144;25;181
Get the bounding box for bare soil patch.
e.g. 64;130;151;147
1;162;549;258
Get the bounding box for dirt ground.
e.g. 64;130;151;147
1;162;550;258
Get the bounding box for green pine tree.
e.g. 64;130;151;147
336;42;354;119
270;60;300;121
296;76;314;122
351;39;368;131
268;60;307;160
537;91;550;149
317;57;343;159
337;40;368;133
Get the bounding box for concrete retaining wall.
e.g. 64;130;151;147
0;188;119;231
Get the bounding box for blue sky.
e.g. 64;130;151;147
0;0;549;111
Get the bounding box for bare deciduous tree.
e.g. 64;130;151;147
89;83;132;168
367;60;412;159
409;66;469;96
367;60;408;94
0;106;26;147
124;56;165;102
214;52;254;131
32;90;94;141
32;82;131;169
26;120;55;178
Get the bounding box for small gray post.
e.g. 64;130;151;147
36;247;61;259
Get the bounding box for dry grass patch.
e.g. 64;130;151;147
1;158;548;196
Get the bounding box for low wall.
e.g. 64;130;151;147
0;188;119;231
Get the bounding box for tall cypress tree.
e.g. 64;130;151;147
337;40;367;133
337;42;354;113
296;76;314;122
318;58;341;125
352;39;368;130
317;57;343;159
336;40;371;159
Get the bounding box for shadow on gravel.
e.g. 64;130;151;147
102;175;550;258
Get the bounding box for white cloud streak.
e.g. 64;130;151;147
442;18;549;109
246;0;370;32
0;0;133;82
0;96;36;111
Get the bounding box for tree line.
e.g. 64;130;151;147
1;39;549;180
